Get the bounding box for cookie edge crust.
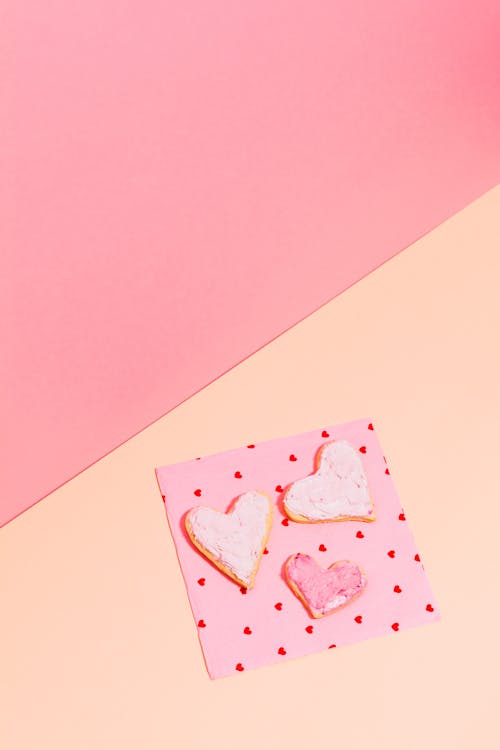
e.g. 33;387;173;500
283;441;376;523
185;494;273;589
284;553;368;618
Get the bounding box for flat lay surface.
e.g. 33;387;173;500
1;188;499;748
0;188;500;750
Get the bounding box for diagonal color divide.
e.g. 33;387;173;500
2;1;500;524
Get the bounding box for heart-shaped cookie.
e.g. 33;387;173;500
283;440;375;522
185;491;272;588
285;552;367;618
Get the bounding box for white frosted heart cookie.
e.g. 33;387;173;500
185;491;273;588
283;440;375;523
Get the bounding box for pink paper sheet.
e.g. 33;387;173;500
3;1;500;526
156;420;439;678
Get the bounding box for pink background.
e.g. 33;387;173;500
2;0;500;525
157;420;438;678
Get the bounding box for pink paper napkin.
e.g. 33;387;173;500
156;419;439;678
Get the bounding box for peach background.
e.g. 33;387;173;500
1;187;499;748
3;0;500;524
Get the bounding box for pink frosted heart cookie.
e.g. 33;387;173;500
283;440;375;522
185;491;272;588
285;552;367;618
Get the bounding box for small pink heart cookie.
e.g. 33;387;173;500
283;440;375;522
285;552;367;618
185;491;272;588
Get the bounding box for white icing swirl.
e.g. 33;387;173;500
284;440;373;521
187;491;271;586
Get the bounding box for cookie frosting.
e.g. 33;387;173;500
283;440;374;521
286;553;367;617
186;491;271;587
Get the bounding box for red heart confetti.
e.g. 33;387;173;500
275;485;284;493
394;585;402;593
281;518;289;526
359;446;367;454
391;622;400;631
354;615;363;624
414;554;421;562
328;644;337;648
234;471;242;478
305;625;314;634
387;550;396;558
322;430;330;438
385;468;390;475
319;543;327;552
426;604;434;612
275;602;283;611
197;578;205;586
278;647;286;655
194;489;202;497
247;444;255;449
240;587;247;595
356;530;364;539
263;547;269;555
198;619;206;628
289;454;297;461
235;663;244;671
399;512;406;521
243;626;252;634
368;423;374;430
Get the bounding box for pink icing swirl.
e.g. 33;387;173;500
286;553;366;617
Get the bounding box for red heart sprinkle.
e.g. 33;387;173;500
354;615;363;624
426;604;434;612
263;547;269;554
278;647;286;655
385;468;390;475
247;444;255;449
356;531;364;539
399;512;406;521
289;454;297;461
394;585;402;593
234;471;242;478
391;622;399;631
235;663;244;671
387;550;395;558
240;587;247;595
194;489;202;497
359;446;367;454
275;602;283;611
368;423;374;430
328;644;337;648
305;625;314;634
281;518;289;526
198;619;206;628
275;485;284;493
319;544;327;552
197;578;205;586
161;494;165;501
243;626;252;634
414;554;421;562
322;430;329;438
